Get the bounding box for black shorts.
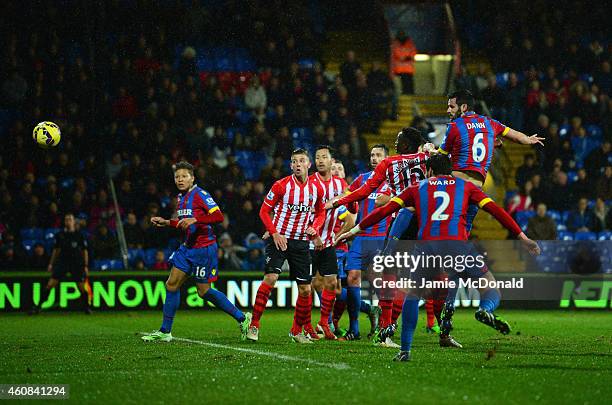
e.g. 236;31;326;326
51;264;86;282
310;246;338;277
264;239;312;285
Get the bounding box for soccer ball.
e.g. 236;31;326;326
33;121;61;148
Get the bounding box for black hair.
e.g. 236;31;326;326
371;144;389;156
426;154;453;176
315;145;335;158
397;127;426;154
291;148;311;160
447;89;475;110
173;161;195;175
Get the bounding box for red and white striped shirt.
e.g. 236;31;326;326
336;152;429;207
260;175;326;241
309;173;348;248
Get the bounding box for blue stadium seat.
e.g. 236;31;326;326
127;248;144;265
515;210;535;230
144;249;158;267
597;231;612;241
566;171;578;183
495;72;509;88
547;210;561;222
298;58;316;69
558;124;570;137
93;259;123;271
558;231;574;240
574;231;597;241
21;228;44;240
561;211;570;223
556;223;567;232
291;127;313;142
237;110;252;125
21;239;38;255
44;228;61;240
167;238;181;250
586;124;603;141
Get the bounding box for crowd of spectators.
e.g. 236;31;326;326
455;1;611;239
0;1;396;270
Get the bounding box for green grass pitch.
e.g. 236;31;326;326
1;309;611;404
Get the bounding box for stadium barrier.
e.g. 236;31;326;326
1;271;610;312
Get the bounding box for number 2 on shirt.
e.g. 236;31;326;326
431;191;450;221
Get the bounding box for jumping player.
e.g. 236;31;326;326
142;161;251;342
441;89;545;232
327;128;430;342
336;154;541;361
247;148;326;343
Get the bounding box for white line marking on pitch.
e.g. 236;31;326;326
139;333;350;370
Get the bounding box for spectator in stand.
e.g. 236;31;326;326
596;166;612;200
570;168;593;203
367;61;395;120
548;171;573;212
217;233;245;270
241;247;265;271
481;74;507;121
411;116;435;141
340;50;361;93
391;31;417;95
347;125;367;160
567;198;597;233
505;73;525;130
515;154;539;188
526;203;557;240
28;243;49;269
584;141;611;179
529;173;549;207
152;250;169;270
507;181;533;217
91;224;119;260
244;77;267;111
124;212;145;249
593;198;609;232
274;127;293;160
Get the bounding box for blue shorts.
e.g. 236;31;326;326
336;249;348;279
346;236;386;272
169;243;219;283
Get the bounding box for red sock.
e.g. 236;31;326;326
425;299;435;328
319;289;336;325
332;300;346;329
292;294;312;334
391;291;405;324
379;299;392;328
251;282;273;328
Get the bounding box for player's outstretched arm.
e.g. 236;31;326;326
480;200;541;255
505;128;545;146
327;162;387;209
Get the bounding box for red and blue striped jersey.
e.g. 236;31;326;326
175;185;220;248
393;176;492;240
439;112;509;179
349;171;392;237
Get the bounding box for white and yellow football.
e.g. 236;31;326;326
32;121;61;148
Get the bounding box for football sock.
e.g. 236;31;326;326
160;289;180;333
347;286;360;335
203;288;245;323
400;296;419;352
392;291;405;324
479;289;501;313
379;299;392;327
292;294;311;335
332;299;346;328
251;282;273;328
425;299;435;328
320;289;336;325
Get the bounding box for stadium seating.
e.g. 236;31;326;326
574;231;597;241
20;228;44;241
92;259;123;271
515;210;535;231
597;231;612;240
558;231;574;240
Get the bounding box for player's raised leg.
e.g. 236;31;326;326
142;267;189;342
474;272;510;334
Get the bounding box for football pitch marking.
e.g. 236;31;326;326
140;333;351;370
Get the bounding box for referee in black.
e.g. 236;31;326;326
30;213;91;314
